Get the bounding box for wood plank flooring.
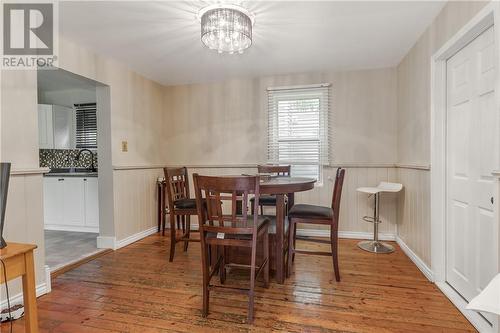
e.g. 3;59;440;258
2;234;476;332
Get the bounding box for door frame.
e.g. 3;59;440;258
431;2;500;332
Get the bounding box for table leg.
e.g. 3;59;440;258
157;182;162;233
287;193;294;214
275;194;285;284
22;251;38;333
287;192;295;263
161;183;166;236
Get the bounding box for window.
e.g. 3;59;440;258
75;103;97;149
267;84;330;181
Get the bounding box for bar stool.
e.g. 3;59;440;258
287;168;345;281
357;182;403;253
250;165;291;215
164;167;200;262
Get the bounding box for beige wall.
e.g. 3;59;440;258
1;69;47;297
164;68;398;166
0;35;167;300
184;166;398;236
163;68;398;233
57;38;165;241
396;1;488;266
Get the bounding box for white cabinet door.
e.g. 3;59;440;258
53;105;75;149
38;104;54;149
84;178;99;228
44;177;99;232
43;177;64;225
61;178;85;226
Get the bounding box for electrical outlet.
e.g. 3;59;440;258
121;141;128;152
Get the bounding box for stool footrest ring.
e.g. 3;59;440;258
362;216;381;224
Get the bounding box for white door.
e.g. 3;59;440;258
446;26;498;324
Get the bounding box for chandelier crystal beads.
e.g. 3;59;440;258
200;5;253;54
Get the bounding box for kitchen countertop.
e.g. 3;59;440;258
44;168;98;178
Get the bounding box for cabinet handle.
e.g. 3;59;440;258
83;179;87;181
58;178;64;181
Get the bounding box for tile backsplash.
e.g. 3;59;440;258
40;149;98;169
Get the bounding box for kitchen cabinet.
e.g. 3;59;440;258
53;105;75;149
38;104;54;149
84;178;99;228
38;104;76;149
43;176;99;232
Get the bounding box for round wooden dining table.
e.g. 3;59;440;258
259;176;316;284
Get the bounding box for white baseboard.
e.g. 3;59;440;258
115;226;158;249
297;228;396;241
436;282;495;333
163;222;396;241
45;225;99;233
396;236;434;282
97;235;116;249
98;226;158;250
44;265;51;293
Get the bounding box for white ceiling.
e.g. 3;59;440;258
60;1;446;86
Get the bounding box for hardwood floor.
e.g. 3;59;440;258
3;234;476;332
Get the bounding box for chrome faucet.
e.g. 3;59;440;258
75;149;96;172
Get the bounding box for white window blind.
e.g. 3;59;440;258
267;84;331;181
75;103;97;149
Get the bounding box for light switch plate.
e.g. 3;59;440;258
121;141;128;152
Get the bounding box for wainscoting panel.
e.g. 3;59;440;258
186;166;398;236
1;173;47;301
396;168;431;266
112;168;163;242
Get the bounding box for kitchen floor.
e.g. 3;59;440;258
44;230;100;270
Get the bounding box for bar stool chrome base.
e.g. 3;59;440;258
358;240;394;254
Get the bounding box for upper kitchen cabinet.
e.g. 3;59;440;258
38;104;76;149
38;104;54;149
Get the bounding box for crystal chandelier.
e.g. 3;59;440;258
199;4;254;54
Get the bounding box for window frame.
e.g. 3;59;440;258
267;84;331;184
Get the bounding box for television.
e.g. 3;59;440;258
0;162;11;249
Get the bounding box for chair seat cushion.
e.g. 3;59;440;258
249;195;277;206
174;198;197;209
288;204;333;220
206;216;269;240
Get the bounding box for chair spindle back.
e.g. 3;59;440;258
164;167;190;209
331;168;345;223
257;165;291;176
193;175;260;234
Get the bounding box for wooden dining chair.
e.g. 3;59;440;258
193;174;270;323
164;167;200;262
250;165;291;215
286;168;345;281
